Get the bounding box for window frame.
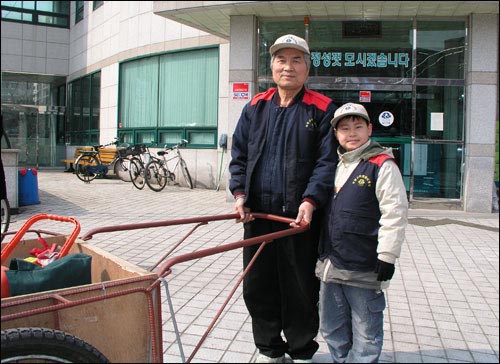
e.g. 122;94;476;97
93;1;103;11
1;1;70;28
118;47;219;149
75;0;83;24
67;70;101;146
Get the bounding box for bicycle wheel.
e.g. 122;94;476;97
113;158;132;182
75;154;100;183
1;198;10;239
129;157;145;190
1;327;110;363
179;159;193;189
145;160;168;192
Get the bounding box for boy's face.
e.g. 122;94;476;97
334;116;372;152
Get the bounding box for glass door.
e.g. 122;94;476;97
320;84;413;196
2;105;59;168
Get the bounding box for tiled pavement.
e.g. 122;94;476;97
4;169;499;363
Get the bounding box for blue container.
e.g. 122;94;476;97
18;168;40;206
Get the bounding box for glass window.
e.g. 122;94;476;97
75;0;83;24
1;1;35;9
91;72;101;130
325;89;412;138
258;20;413;84
93;1;103;11
117;131;133;145
67;72;101;145
119;47;219;148
412;142;462;199
2;9;32;21
416;21;466;79
37;1;69;13
1;73;66;166
119;56;159;128
416;85;464;141
187;130;217;148
257;19;466;202
81;76;90;130
1;1;69;27
158;48;218;128
69;80;81;133
136;131;155;145
159;130;183;145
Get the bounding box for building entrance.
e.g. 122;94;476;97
318;81;463;202
2;105;64;168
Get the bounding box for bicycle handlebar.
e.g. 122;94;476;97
92;138;119;150
162;139;188;152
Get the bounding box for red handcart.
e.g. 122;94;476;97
1;212;308;363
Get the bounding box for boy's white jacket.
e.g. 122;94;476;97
316;139;408;290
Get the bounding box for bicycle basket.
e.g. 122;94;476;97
117;146;134;158
133;144;147;155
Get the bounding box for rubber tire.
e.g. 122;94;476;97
1;198;10;238
129;158;145;190
180;159;193;189
75;154;99;183
1;327;110;363
145;160;168;192
113;158;132;182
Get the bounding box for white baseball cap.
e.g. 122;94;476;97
269;34;310;56
331;103;371;128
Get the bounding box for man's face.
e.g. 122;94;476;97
271;48;309;91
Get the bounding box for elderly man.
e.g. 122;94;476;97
229;34;338;363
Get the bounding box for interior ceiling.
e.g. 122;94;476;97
154;1;499;39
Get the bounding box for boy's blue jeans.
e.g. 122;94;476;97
319;281;386;363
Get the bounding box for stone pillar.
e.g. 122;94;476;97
225;15;258;201
463;13;499;212
3;149;20;213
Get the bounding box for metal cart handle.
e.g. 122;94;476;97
1;214;81;265
155;212;309;278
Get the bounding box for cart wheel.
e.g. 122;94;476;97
1;327;110;363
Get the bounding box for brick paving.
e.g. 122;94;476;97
5;169;499;363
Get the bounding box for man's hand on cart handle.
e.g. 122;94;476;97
234;197;254;223
290;200;315;228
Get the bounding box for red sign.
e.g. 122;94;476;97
233;82;249;100
359;90;371;103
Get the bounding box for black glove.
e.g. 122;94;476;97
374;259;395;281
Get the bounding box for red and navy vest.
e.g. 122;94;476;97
319;154;393;272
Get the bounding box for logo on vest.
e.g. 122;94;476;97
305;118;317;129
352;174;372;188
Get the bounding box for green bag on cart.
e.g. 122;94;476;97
4;253;92;297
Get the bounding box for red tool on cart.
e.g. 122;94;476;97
1;214;80;298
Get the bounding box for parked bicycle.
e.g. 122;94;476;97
127;144;152;190
144;139;193;192
0;198;9;241
74;139;132;183
0;157;9;240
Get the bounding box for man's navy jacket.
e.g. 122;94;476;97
229;86;337;215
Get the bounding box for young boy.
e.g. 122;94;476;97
316;102;408;363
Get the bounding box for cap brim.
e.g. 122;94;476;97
270;44;310;56
331;112;370;128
